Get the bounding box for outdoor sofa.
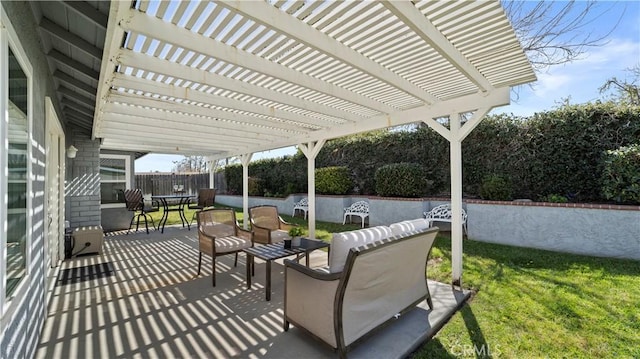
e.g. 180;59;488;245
283;219;438;358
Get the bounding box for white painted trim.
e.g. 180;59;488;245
0;7;34;329
99;154;131;209
44;97;65;269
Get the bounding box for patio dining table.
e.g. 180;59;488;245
151;194;193;233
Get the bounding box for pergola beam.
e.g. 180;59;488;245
108;74;329;130
116;49;362;124
383;1;493;92
219;0;439;105
121;9;396;115
106;93;308;136
101;107;283;143
100;140;229;156
209;87;510;160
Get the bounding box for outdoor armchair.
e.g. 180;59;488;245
196;208;252;287
188;188;216;226
249;205;295;244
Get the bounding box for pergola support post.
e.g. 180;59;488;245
207;157;216;189
424;107;492;288
450;119;464;287
240;154;253;230
298;140;326;239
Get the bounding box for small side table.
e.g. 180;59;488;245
243;238;329;301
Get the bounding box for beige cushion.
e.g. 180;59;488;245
200;223;236;238
215;235;252;253
389;218;430;236
329;226;392;273
341;231;436;345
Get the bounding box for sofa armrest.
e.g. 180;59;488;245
285;260;342;281
284;259;342;348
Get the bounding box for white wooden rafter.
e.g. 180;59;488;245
120;9;396;115
99;113;265;146
219;0;438;105
106;74;324;132
103;97;298;139
116;49;362;124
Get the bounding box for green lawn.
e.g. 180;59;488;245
414;237;640;358
149;206;640;358
147;204;362;240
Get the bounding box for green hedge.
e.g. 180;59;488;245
375;163;430;197
315;166;353;194
480;174;513;201
221;102;640;204
602;144;640;203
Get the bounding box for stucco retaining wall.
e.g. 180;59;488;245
216;194;639;260
467;202;640;260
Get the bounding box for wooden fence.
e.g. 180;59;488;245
135;172;227;195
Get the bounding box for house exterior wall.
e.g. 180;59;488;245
66;131;101;229
0;2;62;358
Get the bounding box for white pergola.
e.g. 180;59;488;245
93;0;536;285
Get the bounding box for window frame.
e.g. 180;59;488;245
1;8;34;328
100;154;131;209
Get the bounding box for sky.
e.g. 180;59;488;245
135;1;640;173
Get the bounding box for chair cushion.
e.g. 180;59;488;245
200;223;236;238
215;235;252;253
389;218;430;236
329;226;393;273
270;229;290;243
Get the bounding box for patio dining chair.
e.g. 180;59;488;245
124;189;158;234
249;205;295;244
187;188;216;226
196;208;252;287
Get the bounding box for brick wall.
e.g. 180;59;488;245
66;131;101;228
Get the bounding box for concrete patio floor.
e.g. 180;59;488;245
36;226;471;358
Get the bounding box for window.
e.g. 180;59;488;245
100;154;131;208
1;10;33;316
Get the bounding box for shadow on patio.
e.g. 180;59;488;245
37;227;470;358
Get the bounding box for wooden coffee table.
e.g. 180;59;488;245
243;238;329;301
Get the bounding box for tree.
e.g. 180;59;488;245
599;65;640;105
503;1;623;71
172;156;208;173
